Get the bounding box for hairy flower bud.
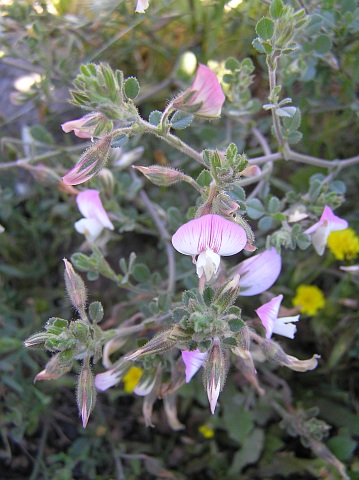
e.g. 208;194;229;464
133;165;188;187
63;259;87;315
77;359;96;428
203;338;227;414
62;135;112;185
34;353;72;381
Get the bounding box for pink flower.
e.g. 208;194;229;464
173;64;225;118
75;189;114;242
182;350;208;383
305;205;348;255
256;294;300;340
135;0;149;13
231;247;282;296
204;338;226;414
62;113;102;139
172;214;247;282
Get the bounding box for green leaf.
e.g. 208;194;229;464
124;77;140;100
276;106;296;117
327;434;357;461
287;131;303;144
228;318;244;333
149;110;162;126
196;170;212;187
270;0;284;19
30;125;55;144
313;34;332;55
111;134;128;148
256;17;275;41
132;264;151;282
252;38;267;54
229;428;264;474
268;196;281;213
225;57;240;71
170;111;194;129
258;215;273;230
296;233;311;250
225;142;238;164
89;302;104;323
246;198;265;219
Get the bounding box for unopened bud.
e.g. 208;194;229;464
24;331;51;348
77;359;96;428
125;325;191;361
63;259;87;315
203;338;227;414
241;165;261;177
133;165;188;187
62;135;112;185
213;193;240;216
35;353;72;381
212;274;241;312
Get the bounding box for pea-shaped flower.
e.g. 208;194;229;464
172;214;247;282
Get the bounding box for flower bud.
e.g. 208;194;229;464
77;359;97;428
62;135;112;185
125;325;191;361
133;165;188;187
203;338;227;414
63;259;87;315
34;353;72;381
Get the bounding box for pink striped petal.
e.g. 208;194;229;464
182;350;208;383
305;205;348;255
172;214;247;256
76;190;114;230
232;247;282;296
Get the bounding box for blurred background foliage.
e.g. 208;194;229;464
0;0;358;479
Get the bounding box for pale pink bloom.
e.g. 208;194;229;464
75;189;114;242
182;350;208;383
305;205;348;255
173;64;225;118
135;0;149;13
241;165;261;177
95;361;129;391
256;294;300;340
61;113;101;139
340;265;359;275
231;247;282;296
172;214;247;282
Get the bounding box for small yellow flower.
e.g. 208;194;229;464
327;228;359;261
122;366;143;393
292;285;325;316
199;424;215;439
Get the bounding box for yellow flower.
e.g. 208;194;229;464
327;228;359;261
292;285;325;316
122;366;143;393
199;424;215;439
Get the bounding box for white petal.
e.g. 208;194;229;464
272;315;300;339
76;190;114;230
182;350;207;383
74;218;104;242
196;249;221;281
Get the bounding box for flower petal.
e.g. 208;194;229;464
74;218;104;243
305;205;348;255
182;350;207;383
172;214;247;256
233;247;282;296
272;315;300;339
189;65;226;118
196;249;221;281
76;189;114;230
256;294;283;339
